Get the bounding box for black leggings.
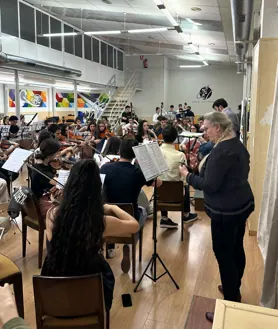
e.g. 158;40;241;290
208;205;254;301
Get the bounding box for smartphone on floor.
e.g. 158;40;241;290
121;293;132;307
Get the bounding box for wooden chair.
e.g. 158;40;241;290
33;274;108;329
22;194;45;269
104;203;143;283
156;181;185;241
0;254;24;318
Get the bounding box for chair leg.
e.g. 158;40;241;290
132;242;136;283
13;272;24;319
181;211;184;241
139;228;143;262
106;310;110;329
38;229;44;269
22;223;27;258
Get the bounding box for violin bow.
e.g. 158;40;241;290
26;113;38;126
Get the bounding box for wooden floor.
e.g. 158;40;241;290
0;183;264;329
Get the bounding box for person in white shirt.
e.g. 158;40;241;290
160;125;198;228
153;107;162;124
122;118;138;136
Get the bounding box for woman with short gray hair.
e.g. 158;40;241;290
180;111;254;323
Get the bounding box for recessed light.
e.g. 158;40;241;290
191;7;202;12
209;43;215;46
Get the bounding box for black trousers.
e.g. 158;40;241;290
208;205;254;301
161;185;190;217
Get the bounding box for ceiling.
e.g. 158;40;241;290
25;0;262;66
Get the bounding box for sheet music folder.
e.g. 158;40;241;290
132;142;169;181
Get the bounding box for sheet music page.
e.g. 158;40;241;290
132;144;160;181
179;131;203;138
2;149;33;173
146;142;169;174
56;170;70;189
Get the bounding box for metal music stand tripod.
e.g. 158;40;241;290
134;177;179;292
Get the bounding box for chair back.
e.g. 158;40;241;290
22;193;45;230
157;181;184;203
33;274;105;328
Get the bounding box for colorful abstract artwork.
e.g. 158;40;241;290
56;92;101;108
9;89;47;107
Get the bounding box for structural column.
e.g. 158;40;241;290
73;80;78;117
14;70;20;118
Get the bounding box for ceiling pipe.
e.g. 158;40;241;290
230;0;254;73
0;52;82;78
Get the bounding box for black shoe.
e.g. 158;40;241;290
205;312;214;323
160;218;178;229
218;285;242;302
183;213;198;223
121;245;130;273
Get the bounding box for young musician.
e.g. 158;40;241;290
135;120;156;144
8;116;19;138
100;139;162;265
160;125;198;228
42;159;139;311
31;138;61;219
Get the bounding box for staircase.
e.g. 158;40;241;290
100;71;141;128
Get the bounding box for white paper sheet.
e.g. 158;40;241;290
178;131;203;138
100;174;106;185
146;142;169;174
2;149;33;173
56;169;70;189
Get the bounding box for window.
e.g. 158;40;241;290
37;11;49;47
101;42;107;66
117;50;123;71
64;25;74;55
108;45;113;68
50;17;62;51
113;49;117;69
93;38;99;63
20;3;35;42
1;0;19;37
84;35;92;61
74;33;83;58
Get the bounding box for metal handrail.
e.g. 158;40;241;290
108;71;139;126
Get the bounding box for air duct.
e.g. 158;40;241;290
0;52;82;78
230;0;254;73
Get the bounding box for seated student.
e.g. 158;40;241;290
8;116;19;138
42;159;139;311
97;136;121;167
31;138;61;219
160;125;198;228
47;124;62;140
135;120;157;144
184;106;195;118
121;105;131;124
100;139;162;265
154;116;168;140
198;116;205;132
122;118;138;137
44;118;55;128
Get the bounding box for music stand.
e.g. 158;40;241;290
132;143;179;292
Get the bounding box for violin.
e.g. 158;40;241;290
0;140;18;150
49;157;75;170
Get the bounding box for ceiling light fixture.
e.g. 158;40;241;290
153;0;166;9
203;61;209;66
41;32;78;37
85;30;121;35
180;65;203;68
128;27;168;34
186;18;202;26
191;7;202;12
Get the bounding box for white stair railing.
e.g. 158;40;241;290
84;74;117;122
108;71;140;128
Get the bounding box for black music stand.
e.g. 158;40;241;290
132;143;179;292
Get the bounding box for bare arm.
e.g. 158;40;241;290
103;205;140;237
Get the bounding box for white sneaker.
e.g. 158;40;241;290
107;249;116;258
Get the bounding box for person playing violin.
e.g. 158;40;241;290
135;120;157;144
30;138;61;220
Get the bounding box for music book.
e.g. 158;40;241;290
132;142;169;181
2;149;33;173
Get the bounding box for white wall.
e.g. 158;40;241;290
125;56;168;117
1;34;124;87
168;64;243;115
125;56;243;118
